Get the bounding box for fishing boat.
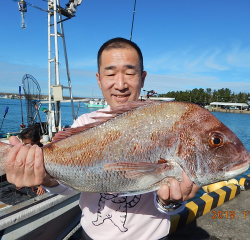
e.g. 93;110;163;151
0;95;8;99
85;99;108;108
0;1;83;239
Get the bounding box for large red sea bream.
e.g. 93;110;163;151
0;101;249;195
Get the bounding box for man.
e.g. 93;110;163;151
5;38;199;240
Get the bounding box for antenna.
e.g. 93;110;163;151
130;0;137;41
0;107;9;133
18;0;27;29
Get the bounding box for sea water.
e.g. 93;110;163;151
1;98;250;177
0;98;93;134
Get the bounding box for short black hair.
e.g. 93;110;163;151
18;124;43;147
97;37;144;74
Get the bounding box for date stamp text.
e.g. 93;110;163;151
212;211;250;219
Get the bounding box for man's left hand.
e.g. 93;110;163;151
156;170;200;206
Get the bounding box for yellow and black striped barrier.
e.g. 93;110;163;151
169;175;250;234
170;183;240;234
239;174;250;190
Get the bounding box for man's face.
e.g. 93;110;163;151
96;47;147;109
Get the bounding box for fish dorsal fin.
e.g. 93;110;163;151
51;100;156;143
51;120;108;142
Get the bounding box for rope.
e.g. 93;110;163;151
25;1;50;12
130;0;137;41
62;222;82;240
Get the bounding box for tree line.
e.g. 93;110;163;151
158;88;250;106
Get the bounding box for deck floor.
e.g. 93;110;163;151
169;189;250;240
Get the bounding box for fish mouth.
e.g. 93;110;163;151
225;163;249;179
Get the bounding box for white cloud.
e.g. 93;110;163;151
145;44;250;74
227;45;250;68
184;50;210;71
205;49;228;71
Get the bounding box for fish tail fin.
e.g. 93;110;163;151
0;142;12;176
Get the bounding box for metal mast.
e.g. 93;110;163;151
47;0;75;139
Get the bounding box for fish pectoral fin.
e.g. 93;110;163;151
104;161;174;179
124;170;150;179
104;162;162;171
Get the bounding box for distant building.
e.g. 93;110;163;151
210;102;248;110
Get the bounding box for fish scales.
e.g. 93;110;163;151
43;102;184;192
0;101;250;195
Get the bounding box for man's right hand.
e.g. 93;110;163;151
5;136;58;188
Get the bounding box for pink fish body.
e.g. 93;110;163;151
0;101;250;195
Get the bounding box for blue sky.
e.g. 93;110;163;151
1;0;250;97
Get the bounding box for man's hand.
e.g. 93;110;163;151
5;136;58;188
156;171;200;205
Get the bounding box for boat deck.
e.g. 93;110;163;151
0;138;10;144
0;181;38;207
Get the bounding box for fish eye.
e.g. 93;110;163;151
209;133;224;148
